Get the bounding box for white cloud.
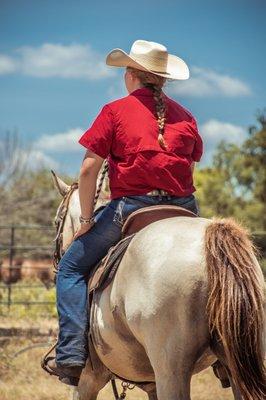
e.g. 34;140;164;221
0;43;116;80
0;45;252;98
199;119;247;164
0;138;59;178
0;55;17;74
34;127;85;152
169;66;251;97
106;79;128;101
24;149;59;170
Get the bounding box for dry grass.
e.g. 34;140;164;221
0;354;234;400
0;337;233;400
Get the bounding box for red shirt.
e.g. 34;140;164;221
78;87;203;199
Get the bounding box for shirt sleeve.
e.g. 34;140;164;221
78;104;114;159
191;118;203;162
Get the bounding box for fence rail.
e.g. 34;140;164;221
0;224;55;310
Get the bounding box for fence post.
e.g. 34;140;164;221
7;225;15;310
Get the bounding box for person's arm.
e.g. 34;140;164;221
191;161;195;173
73;149;104;240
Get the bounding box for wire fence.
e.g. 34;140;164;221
0;224;56;310
1;224;265;312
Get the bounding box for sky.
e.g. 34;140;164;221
0;0;265;177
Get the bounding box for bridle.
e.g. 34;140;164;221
52;181;78;273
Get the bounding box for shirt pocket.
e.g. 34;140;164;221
166;128;196;156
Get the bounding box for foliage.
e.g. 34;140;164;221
0;280;57;318
0;131;74;257
195;110;266;231
0;111;265;259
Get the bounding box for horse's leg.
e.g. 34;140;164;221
212;342;243;400
138;383;157;400
229;377;243;400
77;360;110;400
147;391;158;400
152;356;192;400
144;333;198;400
77;341;111;400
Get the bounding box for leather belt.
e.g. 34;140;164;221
146;189;171;196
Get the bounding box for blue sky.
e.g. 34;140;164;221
0;0;265;177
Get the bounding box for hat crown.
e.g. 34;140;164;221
129;40;168;73
130;40;168;59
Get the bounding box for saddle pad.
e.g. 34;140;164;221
88;234;135;293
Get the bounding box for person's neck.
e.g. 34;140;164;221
128;83;144;94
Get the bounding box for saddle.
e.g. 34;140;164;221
88;205;197;293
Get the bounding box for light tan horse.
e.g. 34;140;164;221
52;173;266;400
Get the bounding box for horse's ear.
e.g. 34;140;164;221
51;170;70;197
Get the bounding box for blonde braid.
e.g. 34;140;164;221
144;82;167;149
127;67;168;150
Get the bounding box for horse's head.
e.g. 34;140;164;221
51;170;81;266
51;168;110;270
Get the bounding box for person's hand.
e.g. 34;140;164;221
73;222;94;240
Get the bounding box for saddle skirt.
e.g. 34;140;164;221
88;205;197;293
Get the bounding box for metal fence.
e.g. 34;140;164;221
0;224;55;309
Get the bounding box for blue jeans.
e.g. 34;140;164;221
56;194;199;366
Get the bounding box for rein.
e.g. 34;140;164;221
52;181;78;274
52;159;109;273
51;161;131;399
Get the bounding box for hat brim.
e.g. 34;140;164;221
106;48;189;80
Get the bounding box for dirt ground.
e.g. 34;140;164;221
0;322;233;400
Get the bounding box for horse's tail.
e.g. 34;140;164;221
205;218;266;400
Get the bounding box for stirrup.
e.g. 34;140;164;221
41;341;58;375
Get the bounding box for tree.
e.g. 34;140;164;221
0;130;29;187
195;110;266;231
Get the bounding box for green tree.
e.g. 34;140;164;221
195;110;266;231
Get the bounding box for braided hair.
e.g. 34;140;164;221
127;67;168;150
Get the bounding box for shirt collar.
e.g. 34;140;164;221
130;87;153;96
130;87;166;97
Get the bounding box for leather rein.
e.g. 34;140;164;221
52;181;79;274
52;159;109;273
51;162;140;399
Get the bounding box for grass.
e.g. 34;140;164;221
0;337;233;400
0;279;57;318
1;275;264;400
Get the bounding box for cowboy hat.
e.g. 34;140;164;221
105;39;189;80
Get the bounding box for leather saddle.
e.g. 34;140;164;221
88;205;197;293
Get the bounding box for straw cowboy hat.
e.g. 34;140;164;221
106;39;189;80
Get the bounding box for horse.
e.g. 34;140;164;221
51;172;266;400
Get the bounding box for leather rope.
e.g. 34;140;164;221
93;159;109;207
46;161;129;399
